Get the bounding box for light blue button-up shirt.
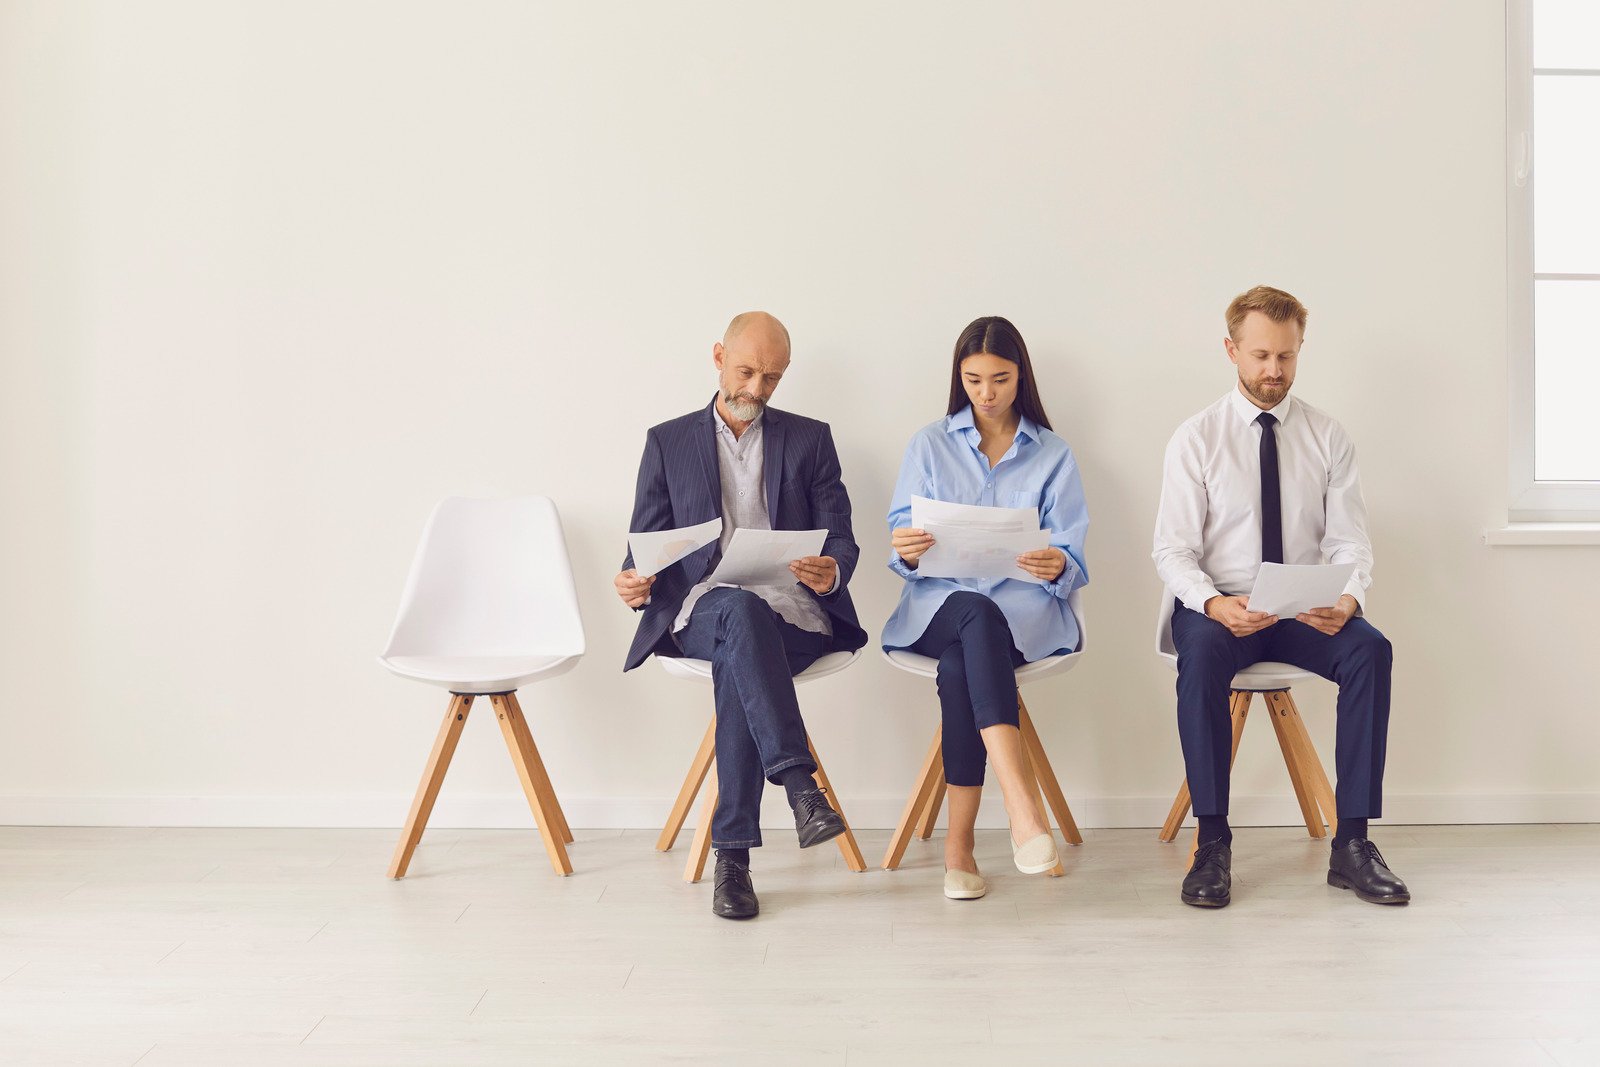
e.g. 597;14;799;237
881;405;1089;662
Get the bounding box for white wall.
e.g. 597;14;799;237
4;0;1595;831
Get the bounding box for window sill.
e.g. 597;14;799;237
1485;523;1600;546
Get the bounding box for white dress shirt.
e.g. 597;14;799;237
1153;387;1373;616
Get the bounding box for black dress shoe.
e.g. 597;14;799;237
1181;838;1232;908
712;853;759;920
1328;838;1411;905
792;787;847;849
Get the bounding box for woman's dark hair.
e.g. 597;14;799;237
946;316;1052;431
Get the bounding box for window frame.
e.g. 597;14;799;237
1506;0;1600;522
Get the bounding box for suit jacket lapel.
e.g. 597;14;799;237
763;408;786;528
696;399;722;517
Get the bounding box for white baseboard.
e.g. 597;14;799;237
2;792;1597;828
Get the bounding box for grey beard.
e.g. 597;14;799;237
725;394;765;422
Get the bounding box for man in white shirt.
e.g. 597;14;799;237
1153;285;1409;909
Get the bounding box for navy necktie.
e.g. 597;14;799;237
1257;411;1283;565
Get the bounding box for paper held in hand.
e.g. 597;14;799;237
627;517;722;578
910;495;1050;584
1245;562;1358;618
705;528;828;587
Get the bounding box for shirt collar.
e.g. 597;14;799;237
713;404;763;439
1227;385;1293;428
945;404;1041;444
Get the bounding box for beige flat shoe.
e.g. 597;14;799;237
943;867;987;900
1012;832;1059;875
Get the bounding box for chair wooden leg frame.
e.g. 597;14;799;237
389;690;574;879
1158;688;1337;848
659;719;869;883
882;695;1083;874
656;717;716;852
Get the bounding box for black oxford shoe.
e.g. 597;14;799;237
792;787;847;849
1328;838;1411;905
1181;838;1232;908
712;852;759;920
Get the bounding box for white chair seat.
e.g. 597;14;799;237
1155;652;1312;692
882;647;1083;685
379;653;579;693
657;649;859;687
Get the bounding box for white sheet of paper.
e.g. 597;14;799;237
911;495;1037;534
1245;562;1358;618
628;517;722;578
916;524;1051;583
705;528;827;587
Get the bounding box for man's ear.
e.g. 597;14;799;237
1223;336;1239;366
713;342;725;371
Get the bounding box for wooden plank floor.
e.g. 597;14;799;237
1;824;1597;1066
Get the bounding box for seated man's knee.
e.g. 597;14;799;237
716;588;769;620
1344;623;1393;669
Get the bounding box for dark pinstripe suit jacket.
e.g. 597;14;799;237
621;397;868;672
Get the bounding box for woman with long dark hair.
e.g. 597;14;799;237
883;316;1090;900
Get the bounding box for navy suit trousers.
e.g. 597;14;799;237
1171;600;1393;819
675;588;828;849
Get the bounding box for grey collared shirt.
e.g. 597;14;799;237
673;410;834;637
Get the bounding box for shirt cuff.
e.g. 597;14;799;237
1041;555;1080;599
889;556;922;581
1340;581;1366;616
1180;583;1223;616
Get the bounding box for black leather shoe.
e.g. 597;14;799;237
792;787;847;849
711;852;758;920
1181;838;1232;908
1328;838;1411;905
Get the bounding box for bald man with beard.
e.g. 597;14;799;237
616;312;868;919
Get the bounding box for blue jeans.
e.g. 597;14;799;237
1171;599;1393;819
675;587;829;849
896;591;1027;787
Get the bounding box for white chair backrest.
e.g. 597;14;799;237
1155;591;1178;662
381;496;585;660
1067;586;1088;656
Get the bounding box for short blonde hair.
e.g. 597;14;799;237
1226;285;1307;341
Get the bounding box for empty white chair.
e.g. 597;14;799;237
880;588;1088;874
654;650;868;883
379;496;585;878
1153;595;1337;844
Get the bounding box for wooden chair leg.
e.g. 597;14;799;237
1159;779;1193;843
1161;690;1252;843
1271;690;1339;839
683;759;718;883
491;695;572;876
503;692;573;845
883;728;944;870
1018;699;1083;848
657;716;717;852
807;736;867;873
1264;688;1325;838
389;694;473;879
916;775;946;839
1019;738;1065;877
